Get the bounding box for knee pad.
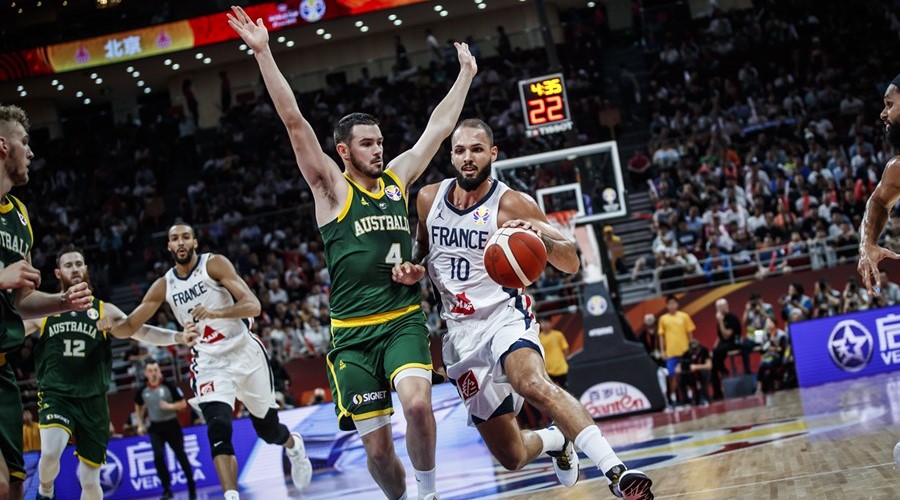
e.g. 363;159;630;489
202;402;235;457
250;408;290;445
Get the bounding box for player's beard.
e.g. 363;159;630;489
888;117;900;150
456;162;492;192
350;150;383;179
60;269;90;292
170;247;196;265
5;147;28;186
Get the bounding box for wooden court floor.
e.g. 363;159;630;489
510;372;900;500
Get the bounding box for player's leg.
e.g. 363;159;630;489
163;422;197;499
503;346;654;499
75;461;101;500
327;336;405;498
37;427;70;499
200;402;238;495
240;336;311;490
471;395;562;471
0;366;25;500
72;395;112;500
385;313;437;499
149;428;174;498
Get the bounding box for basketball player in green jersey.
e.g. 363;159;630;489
229;7;476;499
0;105;93;500
23;247;197;500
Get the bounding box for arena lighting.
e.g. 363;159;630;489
195;53;204;60
16;85;23;91
440;10;448;16
355;20;363;27
434;5;443;11
75;91;83;97
89;72;98;79
131;71;140;77
323;33;332;40
360;26;369;32
388;14;397;20
286;40;295;47
393;19;402;25
172;63;181;70
474;0;483;3
18;90;26;97
203;57;211;64
94;77;103;84
277;36;286;43
137;80;144;86
144;87;151;94
478;3;486;8
587;1;595;6
51;79;58;85
239;43;247;50
56;84;64;91
83;98;91;105
125;66;133;73
246;49;253;55
163;59;172;66
316;28;325;35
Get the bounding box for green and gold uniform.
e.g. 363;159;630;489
0;195;33;482
321;171;431;430
35;298;112;466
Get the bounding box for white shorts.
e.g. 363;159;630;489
189;334;277;418
443;300;542;426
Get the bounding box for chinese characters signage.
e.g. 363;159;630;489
790;306;900;387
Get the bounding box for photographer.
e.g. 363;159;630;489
743;292;774;334
778;282;812;321
676;340;712;406
812;279;842;318
756;319;788;394
842;278;869;313
712;299;755;400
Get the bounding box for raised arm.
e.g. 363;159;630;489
859;156;900;293
191;254;260;321
387;43;477;187
227;6;346;225
498;191;580;274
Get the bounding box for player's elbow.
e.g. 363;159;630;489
247;297;262;317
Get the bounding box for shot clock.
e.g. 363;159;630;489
517;73;574;137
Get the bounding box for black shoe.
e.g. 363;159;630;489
607;464;654;500
36;493;55;500
160;491;174;500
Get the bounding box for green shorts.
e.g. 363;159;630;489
38;392;110;466
0;359;24;481
327;308;431;431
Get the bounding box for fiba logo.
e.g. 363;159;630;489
100;449;124;495
828;320;874;372
299;0;326;22
601;188;617;204
586;295;607;316
473;206;490;225
384;185;402;201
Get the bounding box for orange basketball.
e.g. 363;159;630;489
483;227;547;288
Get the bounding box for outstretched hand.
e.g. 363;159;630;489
858;244;900;295
227;5;269;53
454;42;477;75
62;282;93;312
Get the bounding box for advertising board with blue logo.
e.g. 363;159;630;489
789;305;900;388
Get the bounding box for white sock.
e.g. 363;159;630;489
574;426;620;474
38;484;54;497
534;427;566;454
414;467;436;499
224;489;240;500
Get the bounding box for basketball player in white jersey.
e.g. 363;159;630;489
100;224;312;500
395;119;654;499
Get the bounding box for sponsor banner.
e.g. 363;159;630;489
790;305;900;387
580;381;652;418
2;1;430;80
46;22;194;72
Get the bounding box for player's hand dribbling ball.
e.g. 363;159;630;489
484;227;547;288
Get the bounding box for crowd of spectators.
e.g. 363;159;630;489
627;0;900;292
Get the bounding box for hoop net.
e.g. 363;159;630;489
546;210;578;242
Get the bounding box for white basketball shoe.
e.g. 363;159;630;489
546;431;580;487
286;432;313;490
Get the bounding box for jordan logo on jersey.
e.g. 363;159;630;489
201;325;226;344
451;292;475;315
458;370;479;400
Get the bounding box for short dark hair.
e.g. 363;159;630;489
454;118;494;146
168;223;195;238
666;294;678;303
55;246;85;267
333;112;379;146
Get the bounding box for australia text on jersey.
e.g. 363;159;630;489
46;320;99;339
0;231;28;258
353;214;409;237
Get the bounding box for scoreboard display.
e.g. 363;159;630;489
517;73;574;137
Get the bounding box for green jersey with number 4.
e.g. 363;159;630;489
321;171;419;320
35;298;112;398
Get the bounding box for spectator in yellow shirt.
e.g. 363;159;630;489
539;321;570;388
22;409;40;453
658;295;696;405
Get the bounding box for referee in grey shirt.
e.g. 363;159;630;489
136;360;197;500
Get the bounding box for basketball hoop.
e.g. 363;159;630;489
546;209;578;242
